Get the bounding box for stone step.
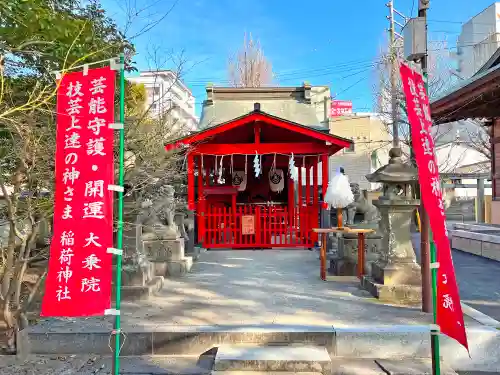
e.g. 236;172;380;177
213;372;322;375
213;345;331;375
23;324;500;372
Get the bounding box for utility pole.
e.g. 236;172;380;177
417;4;439;374
387;0;432;314
417;0;433;316
402;3;439;373
387;0;399;148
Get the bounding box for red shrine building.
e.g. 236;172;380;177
165;84;352;249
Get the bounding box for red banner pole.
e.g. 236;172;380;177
41;62;117;317
430;232;441;374
399;61;468;355
112;53;126;375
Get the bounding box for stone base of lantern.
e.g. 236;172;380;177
361;261;422;305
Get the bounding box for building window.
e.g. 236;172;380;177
344;139;355;153
153;86;160;96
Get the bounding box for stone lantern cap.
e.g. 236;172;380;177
366;148;418;184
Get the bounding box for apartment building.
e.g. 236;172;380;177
127;70;199;132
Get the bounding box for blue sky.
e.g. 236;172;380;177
103;0;498;116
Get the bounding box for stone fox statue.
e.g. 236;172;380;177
345;183;380;226
140;184;179;241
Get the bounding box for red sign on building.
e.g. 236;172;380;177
399;62;469;352
41;67;116;317
330;100;353;117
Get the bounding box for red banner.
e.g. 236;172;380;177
399;62;469;352
41;67;116;317
330;100;353;117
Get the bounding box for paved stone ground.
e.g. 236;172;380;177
0;355;212;374
4;355;497;374
412;233;500;322
31;249;469;333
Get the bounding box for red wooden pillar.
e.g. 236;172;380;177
321;154;329;202
188;152;195;210
297;164;303;241
321;154;329;242
288;174;295;240
305;164;311;206
197;156;205;244
232;193;237;240
320;233;327;281
298;165;303;207
312;160;319;243
305;164;312;246
255;205;261;247
357;233;365;279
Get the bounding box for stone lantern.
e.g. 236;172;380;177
362;147;422;305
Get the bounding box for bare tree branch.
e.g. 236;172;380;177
228;33;273;87
373;38;490;174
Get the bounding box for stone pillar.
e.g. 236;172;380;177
477;178;485;223
184;211;198;260
362;148;422;305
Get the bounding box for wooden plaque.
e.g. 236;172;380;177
241;215;255;235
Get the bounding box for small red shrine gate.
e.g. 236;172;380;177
165;108;351;249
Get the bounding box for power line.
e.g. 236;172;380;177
427;18;498;25
185;63;379;87
164;34;500;90
183;59;383;85
429;29;498;35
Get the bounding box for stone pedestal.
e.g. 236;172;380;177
361;198;422;305
143;238;193;278
185;212;196;257
112;261;163;301
330;228;382;276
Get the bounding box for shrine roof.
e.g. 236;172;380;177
430;55;500;124
164;108;352;153
198;85;327;130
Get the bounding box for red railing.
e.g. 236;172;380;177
202;204;313;249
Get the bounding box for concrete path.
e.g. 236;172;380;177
33;249;447;333
412;233;500;322
24;250;500;372
134;249;436;327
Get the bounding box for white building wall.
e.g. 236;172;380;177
435;143;488;173
458;3;500;78
126;71;199;132
453;178;492;198
435;143;490;197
